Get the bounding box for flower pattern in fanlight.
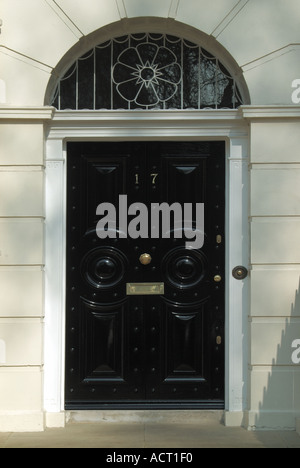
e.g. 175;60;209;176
113;43;181;107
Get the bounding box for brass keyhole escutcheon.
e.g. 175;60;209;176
139;253;152;266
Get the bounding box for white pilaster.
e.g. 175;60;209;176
44;140;66;415
225;137;249;424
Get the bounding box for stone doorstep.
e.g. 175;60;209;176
66;410;225;426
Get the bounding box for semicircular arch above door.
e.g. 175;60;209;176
50;33;245;111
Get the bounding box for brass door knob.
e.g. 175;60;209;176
139;253;152;266
232;266;248;280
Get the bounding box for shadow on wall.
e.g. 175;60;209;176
253;278;300;431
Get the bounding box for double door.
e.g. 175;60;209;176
65;141;225;408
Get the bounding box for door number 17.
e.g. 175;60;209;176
135;173;158;185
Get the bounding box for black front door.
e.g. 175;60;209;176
65;141;225;409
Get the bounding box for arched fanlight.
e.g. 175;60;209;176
51;33;244;111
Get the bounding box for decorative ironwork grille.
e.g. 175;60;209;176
51;33;243;110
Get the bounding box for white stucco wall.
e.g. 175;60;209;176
0;0;300;432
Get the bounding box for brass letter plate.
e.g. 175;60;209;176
127;283;165;296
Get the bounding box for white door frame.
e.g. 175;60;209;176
44;109;249;425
